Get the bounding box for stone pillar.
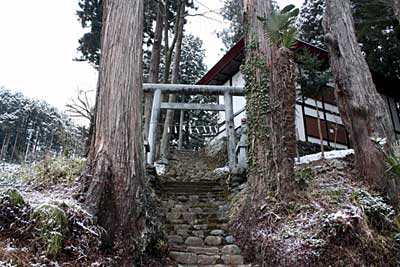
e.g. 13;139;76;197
224;91;236;169
147;89;162;165
236;118;248;169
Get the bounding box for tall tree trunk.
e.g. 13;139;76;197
244;0;297;199
323;0;395;190
81;0;150;253
11;132;18;162
269;48;297;195
159;0;186;159
144;1;164;139
243;0;273;199
162;0;180;84
0;134;8;161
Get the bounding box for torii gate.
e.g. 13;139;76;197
143;83;245;169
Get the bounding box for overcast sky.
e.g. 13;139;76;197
0;0;303;112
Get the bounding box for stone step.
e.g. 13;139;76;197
165;218;229;226
177;265;252;267
163;188;225;194
162;199;226;205
166;223;229;233
162;186;224;193
162;205;226;213
161;202;227;210
159;150;251;267
163;192;226;197
169;250;246;266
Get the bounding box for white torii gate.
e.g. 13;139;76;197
143;83;245;169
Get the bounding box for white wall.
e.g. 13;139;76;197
218;72;246;132
215;70;347;148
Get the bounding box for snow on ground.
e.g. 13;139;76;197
296;149;354;165
0;162;21;183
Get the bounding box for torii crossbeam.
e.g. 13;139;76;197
143;83;245;168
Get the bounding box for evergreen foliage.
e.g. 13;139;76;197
218;0;244;51
297;0;326;48
0;88;86;163
298;0;400;80
353;0;400;79
296;50;330;99
76;0;196;68
76;0;102;67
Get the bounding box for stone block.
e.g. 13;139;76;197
205;236;223;246
169;251;197;264
184;236;204;246
168;235;183;244
210;229;224;236
221;244;241;255
222;255;244;265
197;254;220;265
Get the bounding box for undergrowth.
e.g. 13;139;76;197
229;157;400;267
15;157;84;186
0;188;107;266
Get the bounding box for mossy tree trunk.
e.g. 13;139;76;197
323;0;395;191
81;0;150;253
243;0;297;199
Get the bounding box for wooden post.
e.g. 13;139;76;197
178;110;184;149
147;89;162;165
224;91;236;169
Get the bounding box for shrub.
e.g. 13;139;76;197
354;190;394;229
0;188;25;207
31;204;68;257
17;157;84;186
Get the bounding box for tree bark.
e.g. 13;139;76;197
144;1;164;139
323;0;395;190
243;0;272;199
244;0;297;199
269;48;297;196
162;0;180;84
81;0;149;252
160;0;186;159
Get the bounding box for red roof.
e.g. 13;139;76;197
196;37;328;86
196;37;399;99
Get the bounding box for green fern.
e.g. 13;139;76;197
258;5;299;48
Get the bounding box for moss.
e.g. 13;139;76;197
1;188;25;207
241;36;270;168
295;167;314;189
31;204;68;257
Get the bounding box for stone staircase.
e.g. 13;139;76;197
159;150;253;267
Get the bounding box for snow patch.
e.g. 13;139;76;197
213;166;230;174
154;162;167;176
296;149;354;164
